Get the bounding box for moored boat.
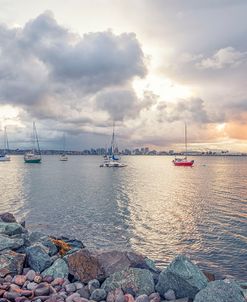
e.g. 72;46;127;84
59;133;68;161
0;127;11;162
24;122;42;163
173;123;194;167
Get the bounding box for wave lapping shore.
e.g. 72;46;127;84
0;213;246;302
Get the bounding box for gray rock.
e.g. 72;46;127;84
74;282;84;290
65;293;80;302
42;258;69;279
135;294;149;302
0;234;24;251
101;268;155;296
26;269;36;281
194;280;245;302
29;232;58;256
156;255;208;299
0;213;17;223
90;289;107;302
0;222;25;236
0;250;25;277
164;289;176;301
26;243;52;272
78;287;90;299
88;279;100;294
65;283;76;293
27;282;37;290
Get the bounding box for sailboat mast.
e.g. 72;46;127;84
63;133;66;152
33;122;41;156
111;122;115;155
185;122;187;160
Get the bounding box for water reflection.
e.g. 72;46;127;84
0;155;247;279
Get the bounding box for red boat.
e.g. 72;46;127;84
172;123;194;167
173;158;194;166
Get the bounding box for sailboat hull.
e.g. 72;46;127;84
24;158;41;163
173;160;194;166
0;155;10;162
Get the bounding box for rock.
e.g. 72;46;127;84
4;274;12;282
0;234;24;251
65;284;76;293
74;282;83;290
28;233;58;257
101;268;155;296
51;278;65;287
202;271;216;282
164;289;176;301
0;222;25;236
18;289;33;297
124;294;134;302
156;255;208;299
148;293;160;302
135;294;149;302
34;283;50;296
34;275;43;283
42;259;69;279
26;244;52;272
43;275;54;283
3;291;20;301
56;237;84;250
65;293;80;302
67;249;104;283
27;282;37;290
26;270;36;281
194;280;245;302
13;275;27;286
88;280;100;294
90;289;106;302
0;213;16;223
67;249;158;283
0;250;25;277
77;287;90;299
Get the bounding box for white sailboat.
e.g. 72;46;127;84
100;123;127;168
60;133;68;161
0;127;11;162
24;122;42;163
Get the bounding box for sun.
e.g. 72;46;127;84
133;75;194;101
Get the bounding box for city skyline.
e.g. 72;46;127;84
1;1;247;151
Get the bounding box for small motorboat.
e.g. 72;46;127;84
60;153;68;161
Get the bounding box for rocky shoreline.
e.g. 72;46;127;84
0;212;246;302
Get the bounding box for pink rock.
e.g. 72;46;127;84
124;294;134;302
0;289;6;297
13;275;27;286
52;278;65;287
148;293;160;302
106;291;115;302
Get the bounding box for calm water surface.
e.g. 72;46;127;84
0;155;247;279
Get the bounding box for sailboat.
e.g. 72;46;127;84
24;122;42;163
0;127;11;162
100;123;127;168
60;133;68;161
172;122;194;167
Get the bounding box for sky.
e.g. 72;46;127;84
0;0;247;151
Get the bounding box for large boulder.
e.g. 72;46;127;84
0;250;26;277
0;234;24;251
42;258;69;278
194;280;245;302
26;243;52;272
156;255;208;299
0;222;25;236
101;268;155;296
0;213;17;223
29;232;58;256
67;248;158;283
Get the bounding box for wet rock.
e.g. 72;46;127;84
0;250;25;277
34;283;50;296
67;250;104;283
164;289;176;301
194;280;245;302
28;233;58;257
77;287;90;299
26;270;36;282
135;294;148;302
0;222;25;236
101;268;155;296
13;275;27;286
56;237;84;250
42;259;68;279
65;284;76;293
90;289;106;302
0;234;24;251
202;271;216;282
88;280;100;294
0;213;17;223
156;255;208;299
26;244;52;273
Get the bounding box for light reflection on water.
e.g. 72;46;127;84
0;155;247;279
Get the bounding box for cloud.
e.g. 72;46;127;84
197;47;247;69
